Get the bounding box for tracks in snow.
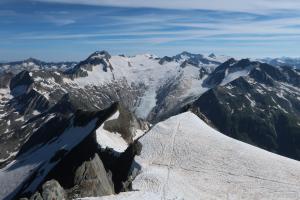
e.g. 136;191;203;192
162;120;180;200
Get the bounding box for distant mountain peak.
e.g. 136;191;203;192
24;57;42;64
223;58;237;66
178;51;203;57
88;51;111;60
208;53;216;58
180;51;192;55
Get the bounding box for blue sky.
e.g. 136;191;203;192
1;0;300;61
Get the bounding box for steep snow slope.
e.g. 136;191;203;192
131;112;300;200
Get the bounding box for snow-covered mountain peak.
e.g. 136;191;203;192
130;111;300;199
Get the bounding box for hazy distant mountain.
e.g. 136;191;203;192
260;57;300;69
0;58;77;74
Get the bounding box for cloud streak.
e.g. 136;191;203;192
32;0;300;13
2;0;300;60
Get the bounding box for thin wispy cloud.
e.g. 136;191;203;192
1;0;300;61
32;0;300;13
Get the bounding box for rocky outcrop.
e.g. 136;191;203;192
9;70;34;97
103;105;149;142
42;180;66;200
72;153;115;198
19;180;65;200
29;192;43;200
0;103;118;200
64;51;113;78
99;140;142;193
8;70;49;115
159;51;221;67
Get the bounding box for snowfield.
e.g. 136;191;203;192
78;192;160;200
129;112;300;200
63;54;213;119
96;111;128;153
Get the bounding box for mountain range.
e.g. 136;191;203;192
0;51;300;200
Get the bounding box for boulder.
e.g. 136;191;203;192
73;153;114;198
42;180;65;200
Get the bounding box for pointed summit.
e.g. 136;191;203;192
88;51;111;60
24;57;42;65
208;53;216;58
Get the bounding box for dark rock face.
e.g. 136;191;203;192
73;154;114;198
0;103;118;200
159;51;221;67
10;70;34;97
103;105;149;142
99;141;142;193
203;58;254;87
64;51;113;78
8;70;49;115
3;102;145;200
0;70;50;166
44;128;99;190
191;63;300;160
8;89;49;115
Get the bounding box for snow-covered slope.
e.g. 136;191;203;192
62;52;214;120
96;111;128;153
130;112;300;199
79;192;160;200
0;51;233;128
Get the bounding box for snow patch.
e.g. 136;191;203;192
96;111;128;153
221;68;251;86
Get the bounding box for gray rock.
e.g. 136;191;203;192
73;153;114;198
42;180;65;200
103;105;149;142
29;192;43;200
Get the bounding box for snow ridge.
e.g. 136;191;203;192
130;112;300;200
